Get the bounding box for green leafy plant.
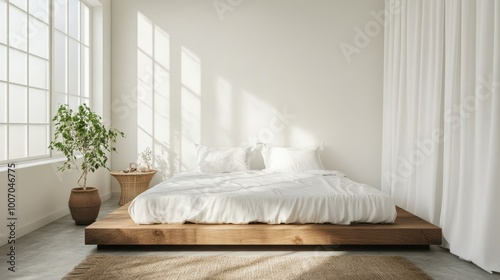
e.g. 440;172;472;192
49;104;125;189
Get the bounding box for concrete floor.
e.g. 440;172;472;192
1;198;499;280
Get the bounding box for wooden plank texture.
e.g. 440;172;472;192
85;204;442;246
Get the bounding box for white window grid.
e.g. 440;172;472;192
0;0;92;165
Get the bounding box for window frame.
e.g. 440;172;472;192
0;0;93;166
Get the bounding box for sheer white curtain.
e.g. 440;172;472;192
440;0;500;273
383;0;500;273
382;0;445;225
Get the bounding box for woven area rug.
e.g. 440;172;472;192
63;255;431;280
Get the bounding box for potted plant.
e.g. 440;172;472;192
49;104;124;225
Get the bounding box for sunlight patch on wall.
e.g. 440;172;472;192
215;76;232;145
137;12;170;178
180;47;201;171
137;12;154;157
153;26;170;176
137;13;153;56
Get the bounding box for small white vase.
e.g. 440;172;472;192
138;161;151;172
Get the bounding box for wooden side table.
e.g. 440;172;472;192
110;170;157;206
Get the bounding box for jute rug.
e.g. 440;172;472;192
63;255;431;280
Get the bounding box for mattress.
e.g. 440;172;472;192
128;170;397;225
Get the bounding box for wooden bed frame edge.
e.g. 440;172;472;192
85;205;442;246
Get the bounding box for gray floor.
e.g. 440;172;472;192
1;198;499;280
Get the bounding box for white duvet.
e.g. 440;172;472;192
128;170;397;225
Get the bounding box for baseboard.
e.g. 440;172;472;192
0;207;70;247
0;192;114;246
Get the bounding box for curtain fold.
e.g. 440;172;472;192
441;0;500;272
381;0;444;224
383;0;500;273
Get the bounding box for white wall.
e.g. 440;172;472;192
0;0;113;246
111;0;385;191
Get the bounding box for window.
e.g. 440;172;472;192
53;0;91;113
0;0;91;164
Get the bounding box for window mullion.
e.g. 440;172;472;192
80;3;83;105
5;0;8;161
88;2;92;107
26;0;30;158
49;0;54;158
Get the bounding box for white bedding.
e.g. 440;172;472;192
128;171;397;225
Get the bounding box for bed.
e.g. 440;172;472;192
86;170;442;246
87;145;441;246
128;170;397;225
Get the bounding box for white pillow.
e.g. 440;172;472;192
195;144;250;173
261;145;325;172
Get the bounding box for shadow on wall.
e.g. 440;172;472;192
134;11;310;180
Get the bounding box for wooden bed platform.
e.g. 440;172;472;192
85;204;442;246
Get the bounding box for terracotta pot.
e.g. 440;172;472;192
68;187;101;225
